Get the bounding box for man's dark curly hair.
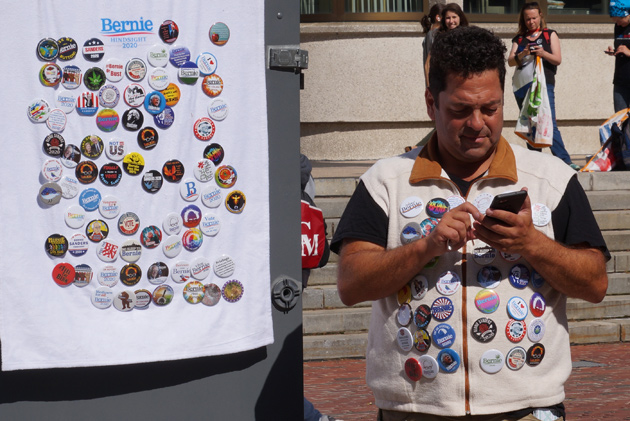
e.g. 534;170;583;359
428;26;507;107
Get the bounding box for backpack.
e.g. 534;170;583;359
301;191;330;269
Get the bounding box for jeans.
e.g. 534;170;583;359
514;83;572;164
304;397;322;421
613;84;630;113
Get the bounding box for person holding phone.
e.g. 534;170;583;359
332;27;608;420
606;5;630;112
508;2;580;171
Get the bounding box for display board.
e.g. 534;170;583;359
1;0;273;371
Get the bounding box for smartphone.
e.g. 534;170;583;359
489;191;528;214
529;43;537;52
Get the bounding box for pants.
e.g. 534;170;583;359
514;83;572;165
613;84;630;113
304;397;322;421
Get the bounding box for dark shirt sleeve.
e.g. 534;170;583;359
330;180;389;255
551;175;611;261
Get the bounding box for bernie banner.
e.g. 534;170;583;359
0;0;272;370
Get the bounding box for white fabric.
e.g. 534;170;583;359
0;0;272;370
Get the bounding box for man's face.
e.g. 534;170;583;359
426;70;503;169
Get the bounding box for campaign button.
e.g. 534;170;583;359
474;288;500;314
507;296;528;320
182;228;203;251
118;212;140;235
84;67;106;90
96;239;119;263
122;152;145;175
161;83;181;106
79;188;101;211
414;304;432;328
86;219;109;242
480;349;504;374
419;217;439;238
180;178;200;201
154;106;175;129
76;91;99;115
137;126;159;150
62;65;82;89
436;271;460;296
500;251;521;262
471;317;497;343
419;355;439;379
209;22;230;46
201;185;222;208
397;303;413;326
83;38;105;62
506;319;527;342
426;198;450;218
45;234;68;257
410;275;428;300
56;175;78;197
147;262;169;285
140;225;162;249
222;280;244;303
162;159;185;182
105;58;124;82
404;358;422;382
194;159;215;182
202;74;223;97
114;290;136;311
153;284;175;306
413;328;431;352
532;203;551;227
65;205;86;228
99;162;122;186
57;37;78;61
437;348;460;373
473;193;494;215
55;89;77;113
37;38;59;61
432;323;456;349
506;346;527;370
399;196;423;218
74;263;93;287
526;343;545;366
196;52;218;76
42;159;63;182
40;63;62;87
125;58;147;82
120;239;142;262
509;264;530;289
133;289;152;310
27;98;50;122
163;212;183;235
183;280;205;304
120;263;142;287
68;233;89;257
142;170;163;193
215;165;236;187
528;318;546;342
98;195;120;219
193;117;215;141
172;261;191;283
81;135;104;159
96;109;119;132
52;262;75;286
226;190;246;214
162;235;183;258
202;283;222;306
200;213;221;237
147;44;169;67
46;108;67;132
159;20;179;43
61;144;81;168
92;286;114;309
169;45;191;67
99;85;120;108
39;182;63;206
431;297;454;321
105;139;127;161
477;266;501;289
124;83;146;107
98;265;119;287
44;133;66;157
400;222;421;245
178;61;200;84
530;292;546;317
203;143;225;165
531;270;545;289
208;98;228;121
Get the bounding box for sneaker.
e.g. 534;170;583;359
320;416;343;421
569;163;581;171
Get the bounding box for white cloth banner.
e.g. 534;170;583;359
0;0;272;370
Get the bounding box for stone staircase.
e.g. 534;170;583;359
303;163;630;360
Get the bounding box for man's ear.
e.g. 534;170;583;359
425;88;436;121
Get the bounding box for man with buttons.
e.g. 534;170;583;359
331;26;608;421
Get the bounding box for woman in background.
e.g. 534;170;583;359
439;3;469;32
421;3;444;85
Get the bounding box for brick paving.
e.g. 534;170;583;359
304;342;630;420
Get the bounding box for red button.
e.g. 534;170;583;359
52;262;75;286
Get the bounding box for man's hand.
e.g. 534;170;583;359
426;202;481;255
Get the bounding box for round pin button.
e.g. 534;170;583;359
76;91;98;116
169;45;191;67
507;296;528;320
159;20;179;43
400;222;421;245
27;98;50;122
410;275;428;300
431;297;454;321
124;83;146;107
122;152;145;175
79;188;101;211
61;144;81;168
118;212;140;235
137;126;159;150
148;44;169;67
162;235;183;258
419;217;439;238
200;213;221;237
44;133;66;157
99;85;120;108
96;239;119;263
414;304;432;328
125;58;147;82
120;263;142;286
98;265;119;287
419;355;439;379
226;191;246;214
181;204;202;228
471;317;497;343
395;303;412;326
84;67;106;91
46;108;67;132
65;205;87;228
98;195;120;219
161;83;181;107
436;271;461;296
105;139;127;161
473;193;494;215
81;135;104;159
193;159;215;182
147;262;169;285
500;251;521;262
506;319;527;342
153;284;175;306
530;292;546;317
202;283;222;306
180;178;200;201
149;68;170;92
154;106;175;129
396;327;414;352
55;90;77;113
42;159;63;182
37;38;59;61
526;343;545;366
140;225;162;249
413;329;431;352
74;263;93;287
57;37;77;61
216;165;237;188
426;198;450;218
182;228;203;251
222;280;244;303
45;234;68;257
432;323;456;349
480;349;504;374
120;239;142;262
99;163;122;186
40;63;62;87
86;219;109;242
92;287;114;309
196;52;218;76
62;65;82;89
105;58;124;82
134;289;152;310
477;266;501;289
52;262;75;286
437;349;460;373
142;170;164;193
193;117;216;141
506;346;527;370
68;233;89;257
39;182;63;206
532;203;551;227
83;38;105;61
162;212;183;235
178;61;200;84
528;318;546;342
531;269;545;289
209;22;230;45
191;257;212;280
114;290;136;311
399;196;423;218
202;74;223;97
183;281;205;304
96;108;120;133
208;98;228;121
509;264;530;289
172;261;191;283
404;358;423;382
201;185;222;208
162;159;185;182
204;143;225;165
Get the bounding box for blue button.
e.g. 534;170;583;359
79;188;101;211
437;348;460;373
432;323;456;349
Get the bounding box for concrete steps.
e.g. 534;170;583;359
303;166;630;360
